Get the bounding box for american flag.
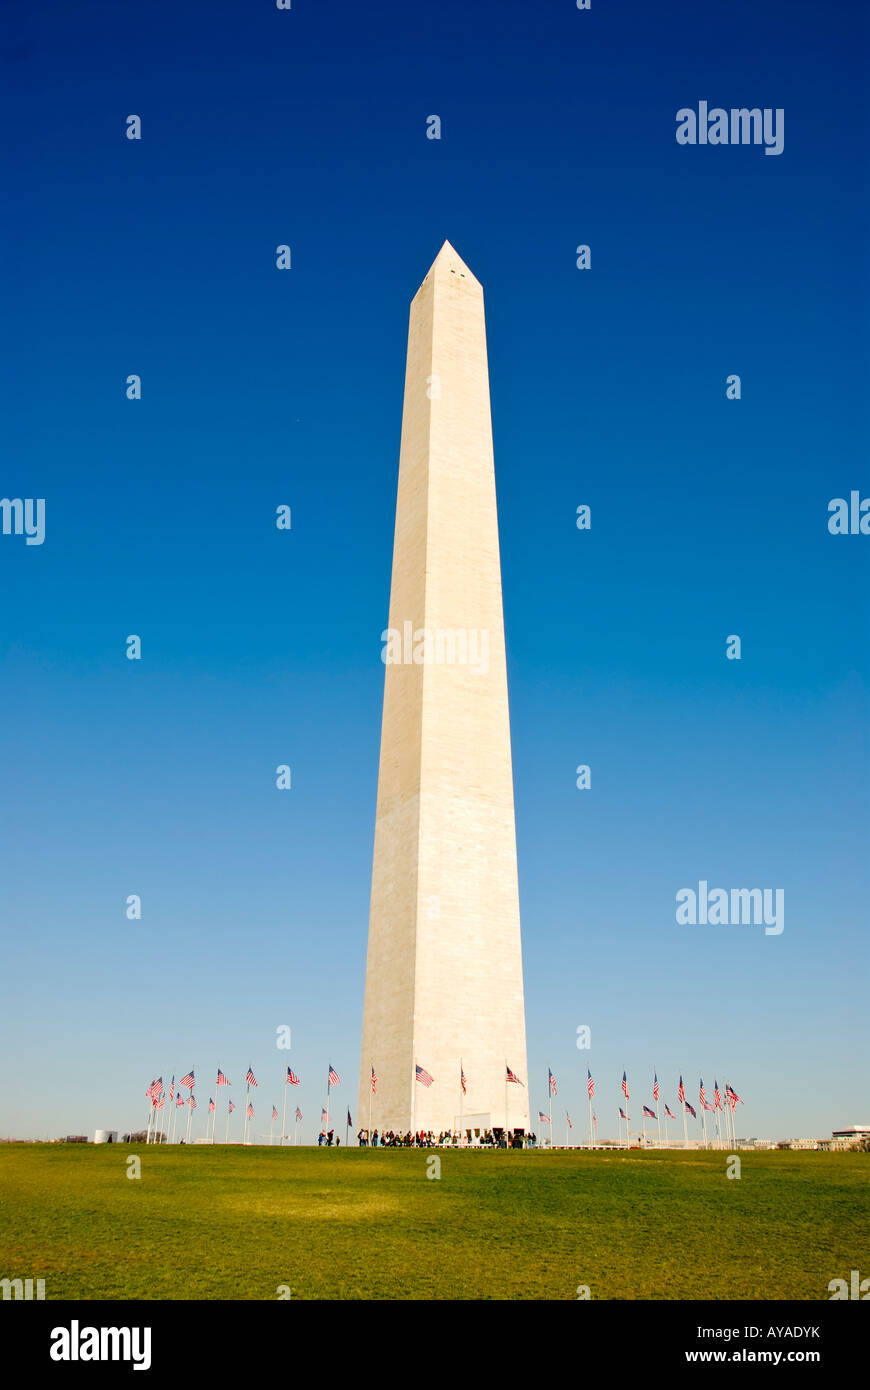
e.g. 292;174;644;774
145;1078;161;1101
702;1099;715;1112
169;1079;174;1103
321;1108;328;1127
246;1067;258;1088
416;1064;434;1087
665;1105;676;1119
567;1113;573;1129
246;1102;254;1119
155;1096;164;1111
181;1069;195;1090
619;1107;628;1120
714;1080;722;1110
593;1113;597;1129
216;1069;230;1086
347;1108;352;1126
229;1101;236;1113
622;1071;629;1100
460;1067;466;1096
370;1066;377;1094
328;1065;340;1087
505;1065;524;1086
643;1105;656;1119
295;1106;302;1121
272;1106;278;1120
548;1069;557;1096
208;1098;215;1113
538;1110;550;1124
286;1068;300;1085
699;1080;708;1108
685;1101;697;1119
587;1069;594;1099
727;1084;743;1109
189;1095;197;1109
176;1093;184;1108
653;1074;660;1102
678;1075;685;1104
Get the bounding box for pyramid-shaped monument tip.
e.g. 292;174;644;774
426;240;480;284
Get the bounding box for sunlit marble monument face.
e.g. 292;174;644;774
358;242;528;1137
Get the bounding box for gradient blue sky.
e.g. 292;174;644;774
1;0;867;1143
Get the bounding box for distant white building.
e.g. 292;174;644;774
773;1126;869;1152
830;1126;870;1150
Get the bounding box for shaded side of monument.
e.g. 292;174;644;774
358;241;528;1137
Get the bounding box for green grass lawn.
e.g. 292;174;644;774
0;1145;865;1300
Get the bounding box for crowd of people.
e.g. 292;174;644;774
355;1128;538;1149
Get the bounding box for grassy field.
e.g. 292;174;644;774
0;1145;865;1300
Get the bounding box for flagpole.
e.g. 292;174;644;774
225;1101;231;1143
282;1072;287;1148
547;1064;552;1147
325;1064;331;1138
655;1069;661;1150
368;1061;373;1142
345;1110;349;1148
504;1059;508;1137
681;1077;689;1149
700;1076;708;1149
411;1058;416;1138
270;1108;275;1146
146;1095;154;1146
243;1073;250;1145
185;1096;192;1144
458;1058;463;1143
294;1110;299;1146
663;1105;669;1148
160;1074;170;1143
726;1085;735;1148
726;1096;733;1148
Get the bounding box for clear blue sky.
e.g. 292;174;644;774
1;0;867;1144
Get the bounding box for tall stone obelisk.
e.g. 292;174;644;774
358;241;528;1137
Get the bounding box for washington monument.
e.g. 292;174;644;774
358;242;528;1136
